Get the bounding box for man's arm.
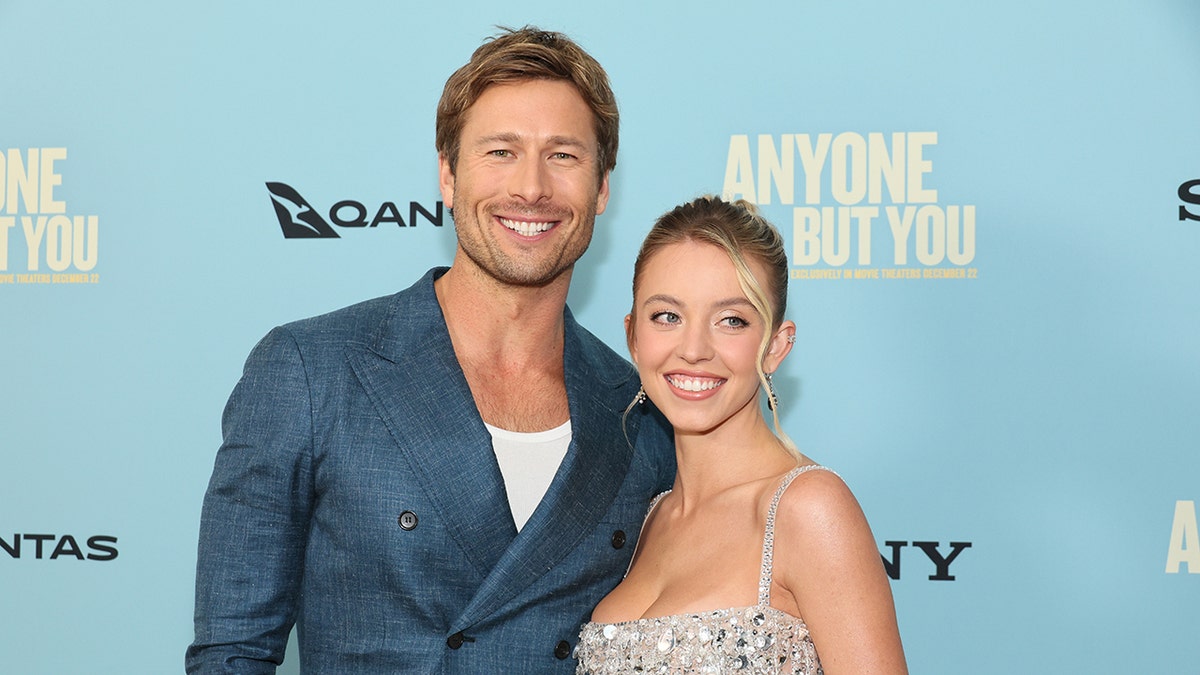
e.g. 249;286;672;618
187;328;316;674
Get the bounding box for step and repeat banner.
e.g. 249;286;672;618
3;2;1197;673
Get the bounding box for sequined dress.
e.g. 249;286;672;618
575;465;827;674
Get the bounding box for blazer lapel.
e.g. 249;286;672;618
348;270;517;581
453;310;638;629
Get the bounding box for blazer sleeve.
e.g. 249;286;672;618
186;327;316;674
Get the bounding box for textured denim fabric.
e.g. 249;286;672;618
187;268;675;674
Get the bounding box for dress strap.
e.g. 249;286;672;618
757;464;834;606
623;489;672;577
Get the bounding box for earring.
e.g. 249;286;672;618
766;374;779;411
633;386;647;407
786;334;797;344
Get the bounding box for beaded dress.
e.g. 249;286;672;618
575;465;827;674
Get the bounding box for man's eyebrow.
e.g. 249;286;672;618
545;135;589;150
470;132;521;146
469;133;590;150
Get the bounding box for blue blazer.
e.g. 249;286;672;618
188;268;675;674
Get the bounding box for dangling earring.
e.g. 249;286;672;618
766;374;779;411
633;385;647;407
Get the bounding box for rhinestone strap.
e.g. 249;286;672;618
622;489;672;577
758;465;833;606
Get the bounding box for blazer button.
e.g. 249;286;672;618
611;529;626;549
398;511;418;531
446;632;465;649
554;640;572;660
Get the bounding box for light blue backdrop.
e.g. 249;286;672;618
2;2;1197;673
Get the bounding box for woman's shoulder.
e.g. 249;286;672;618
773;463;871;541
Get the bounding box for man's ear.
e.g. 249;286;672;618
595;170;611;215
438;154;455;205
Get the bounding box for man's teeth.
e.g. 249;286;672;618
500;217;554;236
667;376;723;392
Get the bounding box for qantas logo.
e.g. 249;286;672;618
265;182;445;239
2;532;118;561
267;182;340;238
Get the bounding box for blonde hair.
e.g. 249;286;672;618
629;196;799;456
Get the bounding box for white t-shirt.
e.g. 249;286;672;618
485;420;572;532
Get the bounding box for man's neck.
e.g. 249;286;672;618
434;259;575;431
434;261;572;367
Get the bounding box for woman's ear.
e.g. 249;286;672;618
763;319;797;373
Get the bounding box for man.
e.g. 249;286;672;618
187;27;674;674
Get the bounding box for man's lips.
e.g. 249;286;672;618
498;216;557;237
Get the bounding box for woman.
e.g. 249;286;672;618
576;197;907;674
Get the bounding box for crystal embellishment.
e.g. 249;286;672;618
575;466;830;674
657;627;675;653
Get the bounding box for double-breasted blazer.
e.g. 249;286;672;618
187;267;675;673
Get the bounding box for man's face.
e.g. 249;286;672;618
438;79;610;288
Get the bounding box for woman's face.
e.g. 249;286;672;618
627;239;792;438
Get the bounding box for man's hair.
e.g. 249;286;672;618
436;26;619;181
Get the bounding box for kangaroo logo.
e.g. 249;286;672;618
266;182;340;238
